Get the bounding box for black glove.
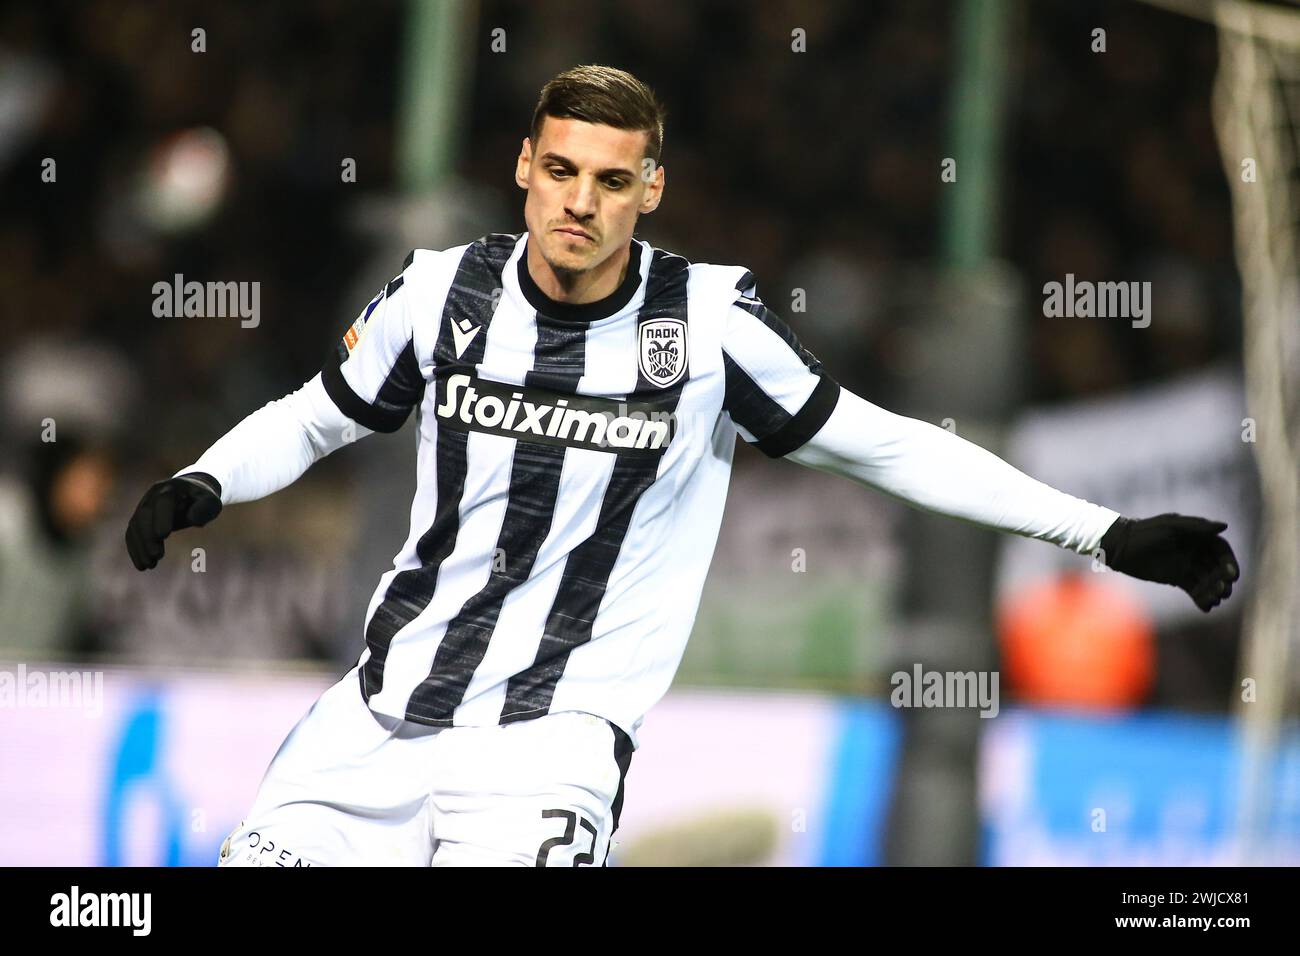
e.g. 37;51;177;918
125;472;223;571
1098;513;1240;613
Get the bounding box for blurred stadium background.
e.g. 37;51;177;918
1;0;1297;866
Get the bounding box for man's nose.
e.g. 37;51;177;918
564;175;598;220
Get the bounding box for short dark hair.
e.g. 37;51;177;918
530;65;666;163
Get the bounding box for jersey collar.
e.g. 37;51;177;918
517;236;644;324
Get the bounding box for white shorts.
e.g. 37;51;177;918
218;666;634;867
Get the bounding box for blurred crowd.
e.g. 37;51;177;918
0;1;1244;703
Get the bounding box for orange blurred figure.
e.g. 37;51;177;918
997;571;1155;709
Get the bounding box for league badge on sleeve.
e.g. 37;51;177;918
638;318;688;388
337;289;383;362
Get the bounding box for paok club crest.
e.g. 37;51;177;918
638;318;688;388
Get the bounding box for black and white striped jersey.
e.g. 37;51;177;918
320;232;838;747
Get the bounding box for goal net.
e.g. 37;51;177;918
1144;0;1300;862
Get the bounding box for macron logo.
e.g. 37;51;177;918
452;317;481;358
50;886;151;937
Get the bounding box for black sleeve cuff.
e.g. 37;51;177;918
321;360;414;433
754;375;841;458
178;472;222;499
1098;515;1131;566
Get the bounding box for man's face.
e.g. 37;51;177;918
515;116;664;275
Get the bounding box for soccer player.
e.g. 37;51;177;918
125;65;1239;867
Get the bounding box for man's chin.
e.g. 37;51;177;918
542;241;599;275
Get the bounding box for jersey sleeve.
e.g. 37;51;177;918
786;387;1121;555
320;256;425;433
721;282;841;457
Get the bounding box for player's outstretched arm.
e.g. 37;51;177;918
125;373;368;570
784;386;1239;612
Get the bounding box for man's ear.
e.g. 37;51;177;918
640;162;665;214
515;137;532;190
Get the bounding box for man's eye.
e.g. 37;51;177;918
549;168;570;179
604;178;626;189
